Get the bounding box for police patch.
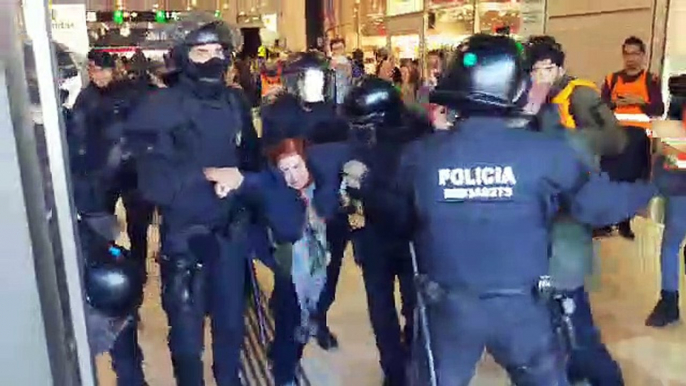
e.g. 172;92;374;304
438;165;517;201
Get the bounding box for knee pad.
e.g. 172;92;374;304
508;348;569;386
187;233;221;264
160;256;205;315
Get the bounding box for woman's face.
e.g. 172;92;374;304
400;66;410;83
277;153;310;190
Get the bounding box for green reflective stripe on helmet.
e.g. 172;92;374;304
463;52;478;67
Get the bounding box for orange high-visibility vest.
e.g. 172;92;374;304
605;71;652;131
550;79;600;130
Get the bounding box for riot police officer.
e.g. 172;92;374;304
124;13;260;386
65;49;149;386
353;34;656;385
71;50;154;279
341;77;430;386
261;50;349;350
262;50;349;146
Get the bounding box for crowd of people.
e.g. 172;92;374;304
42;10;685;386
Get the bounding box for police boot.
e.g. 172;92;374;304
617;220;635;240
316;323;339;351
382;368;408;386
592;226;613;239
645;290;680;327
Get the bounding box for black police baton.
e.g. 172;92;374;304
409;242;438;386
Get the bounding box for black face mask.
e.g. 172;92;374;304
350;122;377;147
186;57;229;84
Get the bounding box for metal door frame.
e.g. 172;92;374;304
0;0;95;384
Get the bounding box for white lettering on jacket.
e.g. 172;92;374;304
438;166;517;200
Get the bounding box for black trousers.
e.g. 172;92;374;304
355;230;416;383
105;163;155;270
600;126;651;182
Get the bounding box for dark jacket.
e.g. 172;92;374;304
240;142;351;270
261;93;349;148
69;80;150;213
124;76;260;230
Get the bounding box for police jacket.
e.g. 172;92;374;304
68;80;148;213
124;75;261;230
261;93;349;148
380;117;656;292
351;115;433;239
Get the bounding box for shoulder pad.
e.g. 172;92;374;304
126;88;187;133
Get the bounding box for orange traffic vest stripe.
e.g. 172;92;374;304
605;71;651;129
550;79;599;130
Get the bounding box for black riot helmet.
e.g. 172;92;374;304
343;77;403;144
81;215;144;318
166;12;242;84
282;51;335;103
79;214;143;318
84;245;144;318
430;34;529;114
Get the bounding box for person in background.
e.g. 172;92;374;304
644;82;686;328
376;48;401;85
147;61;168;89
600;36;665;239
399;61;418;104
260;50;284;103
129;48;148;79
234;58;259;107
418;50;446;128
330;38;353;106
351;49;366;79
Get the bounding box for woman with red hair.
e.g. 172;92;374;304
206;137;350;386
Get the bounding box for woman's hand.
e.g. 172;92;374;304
204;167;244;197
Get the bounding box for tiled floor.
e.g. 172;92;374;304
97;216;686;385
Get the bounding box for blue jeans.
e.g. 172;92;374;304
660;196;686;292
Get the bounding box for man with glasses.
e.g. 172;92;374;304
600;36;665;239
329;38;352;106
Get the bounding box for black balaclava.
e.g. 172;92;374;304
185;56;229;83
181;54;230;98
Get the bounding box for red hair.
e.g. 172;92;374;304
266;138;307;166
